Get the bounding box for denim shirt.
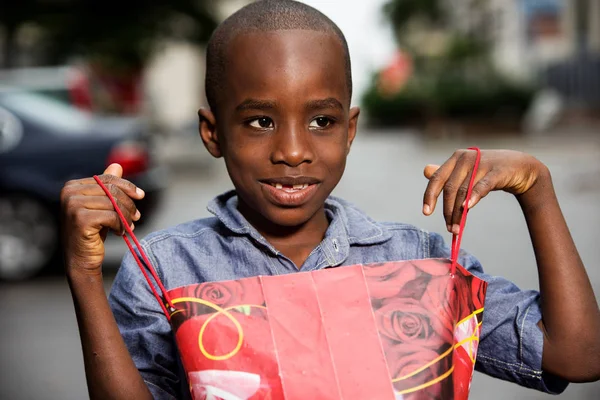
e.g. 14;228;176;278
108;191;568;399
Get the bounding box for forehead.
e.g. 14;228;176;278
221;29;349;110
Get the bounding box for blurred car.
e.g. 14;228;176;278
0;88;166;281
0;66;74;104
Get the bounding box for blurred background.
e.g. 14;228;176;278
0;0;599;398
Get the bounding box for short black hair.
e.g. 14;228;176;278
205;0;352;112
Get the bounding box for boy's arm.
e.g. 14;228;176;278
61;164;153;399
516;167;600;381
68;269;154;399
423;149;600;382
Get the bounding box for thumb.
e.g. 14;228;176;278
423;164;440;179
103;163;123;178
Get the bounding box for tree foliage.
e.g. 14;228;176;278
383;0;446;40
0;0;219;69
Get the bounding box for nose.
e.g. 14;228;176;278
270;121;314;167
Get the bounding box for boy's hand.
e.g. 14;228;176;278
422;149;549;233
60;163;144;276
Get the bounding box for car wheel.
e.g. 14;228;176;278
0;194;58;281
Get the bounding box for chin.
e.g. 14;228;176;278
263;206;315;228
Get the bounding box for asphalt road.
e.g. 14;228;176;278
1;131;599;399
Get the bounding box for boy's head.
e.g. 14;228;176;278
199;0;359;233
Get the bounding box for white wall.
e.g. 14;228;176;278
144;41;205;129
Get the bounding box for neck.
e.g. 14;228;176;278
237;201;329;268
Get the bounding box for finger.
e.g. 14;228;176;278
74;209;126;237
442;157;470;231
68;199;134;234
423;156;459;215
73;195;140;222
464;171;499;210
103;163;123;178
100;174;145;200
423;164;440;179
451;172;473;233
62;185;141;221
71;175;145;200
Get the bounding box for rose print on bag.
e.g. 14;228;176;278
166;260;486;400
197;282;242;307
170;278;268;331
375;298;447;350
386;343;453;398
365;259;485;399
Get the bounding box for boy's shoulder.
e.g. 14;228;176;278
328;196;452;258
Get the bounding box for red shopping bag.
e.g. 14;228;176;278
96;148;487;400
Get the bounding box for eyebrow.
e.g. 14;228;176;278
235;99;277;112
305;97;344;112
234;97;344;113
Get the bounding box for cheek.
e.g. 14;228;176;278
223;137;270;183
317;134;349;173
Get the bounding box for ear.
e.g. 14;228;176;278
346;106;360;153
198;108;222;158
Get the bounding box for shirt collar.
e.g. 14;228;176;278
207;190;392;259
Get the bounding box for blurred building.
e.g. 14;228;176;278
450;0;599;79
452;0;600;117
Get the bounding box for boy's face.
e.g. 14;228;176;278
200;30;359;229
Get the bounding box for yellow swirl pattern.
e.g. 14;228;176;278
391;307;484;394
170;297;266;361
171;296;484;396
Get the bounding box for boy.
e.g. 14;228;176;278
60;1;600;399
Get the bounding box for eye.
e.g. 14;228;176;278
248;117;274;129
309;116;333;129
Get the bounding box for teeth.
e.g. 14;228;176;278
271;183;310;190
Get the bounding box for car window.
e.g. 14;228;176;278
0;106;23;153
0;91;91;132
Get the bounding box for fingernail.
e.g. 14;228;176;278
130;223;135;231
452;224;460;234
447;224;452;232
136;187;145;196
423;204;431;215
462;200;467;209
135;210;141;220
468;199;474;209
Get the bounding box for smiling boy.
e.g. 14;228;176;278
61;1;600;399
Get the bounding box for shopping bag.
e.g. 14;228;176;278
95;148;487;400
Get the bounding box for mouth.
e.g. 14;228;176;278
259;177;320;192
259;177;321;206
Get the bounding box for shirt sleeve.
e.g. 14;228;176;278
427;231;569;394
108;245;187;400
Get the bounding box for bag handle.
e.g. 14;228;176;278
92;148;480;309
93;176;175;320
450;147;481;274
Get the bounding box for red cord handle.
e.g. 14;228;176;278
93;149;479;310
93;176;174;319
450;147;481;274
